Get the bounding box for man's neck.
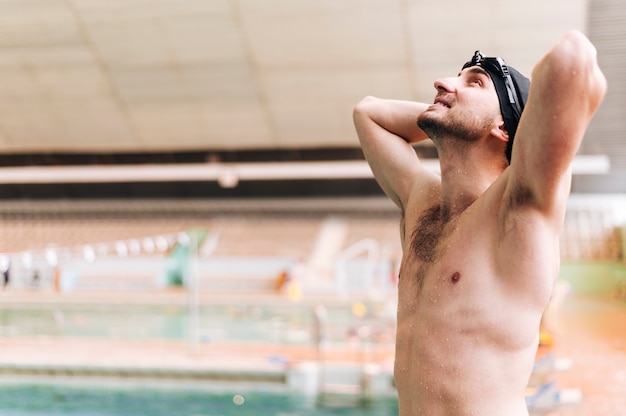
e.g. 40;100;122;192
437;145;504;216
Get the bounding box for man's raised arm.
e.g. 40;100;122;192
507;31;607;215
353;97;437;210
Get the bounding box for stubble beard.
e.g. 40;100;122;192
417;110;483;144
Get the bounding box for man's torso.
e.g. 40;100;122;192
394;178;558;415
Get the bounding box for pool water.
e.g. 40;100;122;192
0;303;396;346
0;385;399;416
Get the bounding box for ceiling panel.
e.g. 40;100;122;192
0;69;42;101
0;0;601;156
51;98;136;149
0;45;94;70
0;101;61;147
85;21;172;69
72;0;231;21
127;101;203;148
31;66;108;98
0;0;81;47
196;100;274;148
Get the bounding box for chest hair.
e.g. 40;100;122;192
409;204;453;265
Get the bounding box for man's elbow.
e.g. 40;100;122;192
562;31;607;112
539;31;607;107
552;31;597;63
563;31;605;82
353;96;378;119
352;96;381;135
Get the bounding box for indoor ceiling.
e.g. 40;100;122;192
0;0;588;154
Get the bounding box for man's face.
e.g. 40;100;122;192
418;66;503;143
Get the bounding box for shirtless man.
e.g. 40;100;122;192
353;31;606;415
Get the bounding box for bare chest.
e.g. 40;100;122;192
404;204;466;289
411;207;452;262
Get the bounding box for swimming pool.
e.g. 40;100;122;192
0;302;396;346
0;384;399;416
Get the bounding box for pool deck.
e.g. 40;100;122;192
1;290;625;415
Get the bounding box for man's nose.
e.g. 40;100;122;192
434;77;456;94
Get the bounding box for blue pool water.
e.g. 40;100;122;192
0;385;399;416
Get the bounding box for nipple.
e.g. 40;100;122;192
451;272;460;284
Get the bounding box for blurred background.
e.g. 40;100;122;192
0;1;624;415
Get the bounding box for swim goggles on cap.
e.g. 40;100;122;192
462;51;522;119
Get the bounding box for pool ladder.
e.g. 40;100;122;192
313;304;375;403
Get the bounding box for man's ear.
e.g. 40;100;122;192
491;120;509;145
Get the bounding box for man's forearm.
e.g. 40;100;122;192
353;96;430;144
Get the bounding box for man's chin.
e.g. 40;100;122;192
417;112;441;134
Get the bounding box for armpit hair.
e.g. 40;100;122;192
506;180;537;211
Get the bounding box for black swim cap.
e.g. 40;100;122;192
463;51;530;162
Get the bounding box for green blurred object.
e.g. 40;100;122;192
165;228;208;287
